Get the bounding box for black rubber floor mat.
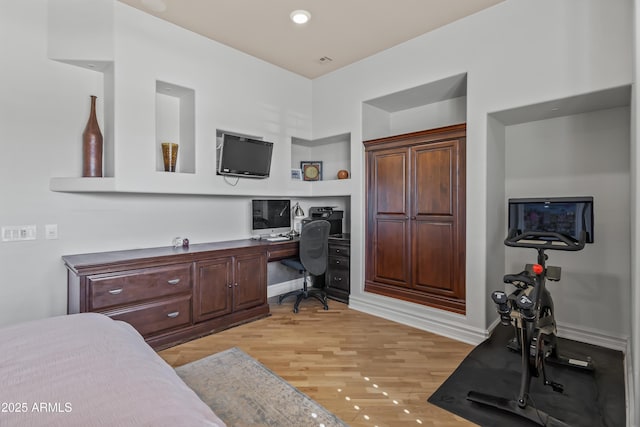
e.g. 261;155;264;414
428;325;625;426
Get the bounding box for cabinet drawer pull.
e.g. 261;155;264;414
108;288;123;295
335;260;340;264
335;249;340;253
335;277;342;282
167;278;180;285
167;311;180;318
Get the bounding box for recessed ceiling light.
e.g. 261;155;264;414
290;10;311;24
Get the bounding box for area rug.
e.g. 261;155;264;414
428;325;625;426
176;347;348;427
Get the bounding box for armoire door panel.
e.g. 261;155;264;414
373;219;410;287
412;221;456;295
413;143;455;217
373;150;408;215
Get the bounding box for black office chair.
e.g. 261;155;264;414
278;220;330;313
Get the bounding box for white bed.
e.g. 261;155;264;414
0;312;225;426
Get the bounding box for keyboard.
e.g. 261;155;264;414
265;236;290;242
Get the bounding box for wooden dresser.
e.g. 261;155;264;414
325;234;350;303
62;239;293;350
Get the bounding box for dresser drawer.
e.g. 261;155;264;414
327;269;350;292
328;256;349;270
106;295;192;337
88;263;192;310
266;241;298;261
329;244;350;257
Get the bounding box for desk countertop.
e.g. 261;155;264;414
63;234;349;273
329;233;350;242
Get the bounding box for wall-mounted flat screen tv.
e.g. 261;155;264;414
508;196;594;243
217;133;273;179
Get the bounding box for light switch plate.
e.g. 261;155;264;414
2;225;36;242
45;224;58;240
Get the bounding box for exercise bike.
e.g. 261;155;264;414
467;229;594;427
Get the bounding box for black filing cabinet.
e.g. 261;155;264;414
326;235;350;303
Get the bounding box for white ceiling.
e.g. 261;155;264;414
117;0;504;79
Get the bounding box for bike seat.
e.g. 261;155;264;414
503;271;534;287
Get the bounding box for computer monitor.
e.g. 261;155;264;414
251;199;291;236
507;196;594;243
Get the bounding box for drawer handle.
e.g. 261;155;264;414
335;277;342;281
167;278;180;285
335;260;340;264
336;249;340;253
108;288;123;295
167;311;180;318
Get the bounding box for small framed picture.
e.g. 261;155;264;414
291;168;303;180
300;161;323;181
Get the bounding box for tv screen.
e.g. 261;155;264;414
508;196;594;243
217;134;273;179
252;199;291;235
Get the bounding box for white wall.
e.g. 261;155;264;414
389;97;467;137
505;107;631;338
312;0;633;343
110;3;312;195
630;1;639;424
485;115;506;327
0;0;315;326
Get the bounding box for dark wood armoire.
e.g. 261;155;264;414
363;124;466;314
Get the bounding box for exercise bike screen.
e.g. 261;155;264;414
508;196;594;243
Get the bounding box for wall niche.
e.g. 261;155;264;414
155;81;195;174
291;133;351;181
362;73;467;141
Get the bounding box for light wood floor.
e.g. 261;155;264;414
159;300;476;427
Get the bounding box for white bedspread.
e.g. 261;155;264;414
0;312;225;426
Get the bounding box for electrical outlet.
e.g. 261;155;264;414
2;225;36;242
45;224;58;240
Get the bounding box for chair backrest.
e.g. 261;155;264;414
299;220;331;276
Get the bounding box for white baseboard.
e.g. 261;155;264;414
348;294;629;350
348;294;488;345
267;278;304;299
625;340;635;427
556;321;628;352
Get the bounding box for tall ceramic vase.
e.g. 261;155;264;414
82;95;103;177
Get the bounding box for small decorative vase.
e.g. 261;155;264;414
82;95;103;177
337;169;349;179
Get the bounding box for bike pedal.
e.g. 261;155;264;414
546;380;564;393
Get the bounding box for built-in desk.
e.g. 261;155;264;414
62;236;348;349
264;239;299;261
63;238;298;350
266;234;351;303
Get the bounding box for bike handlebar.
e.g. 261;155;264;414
504;229;586;251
